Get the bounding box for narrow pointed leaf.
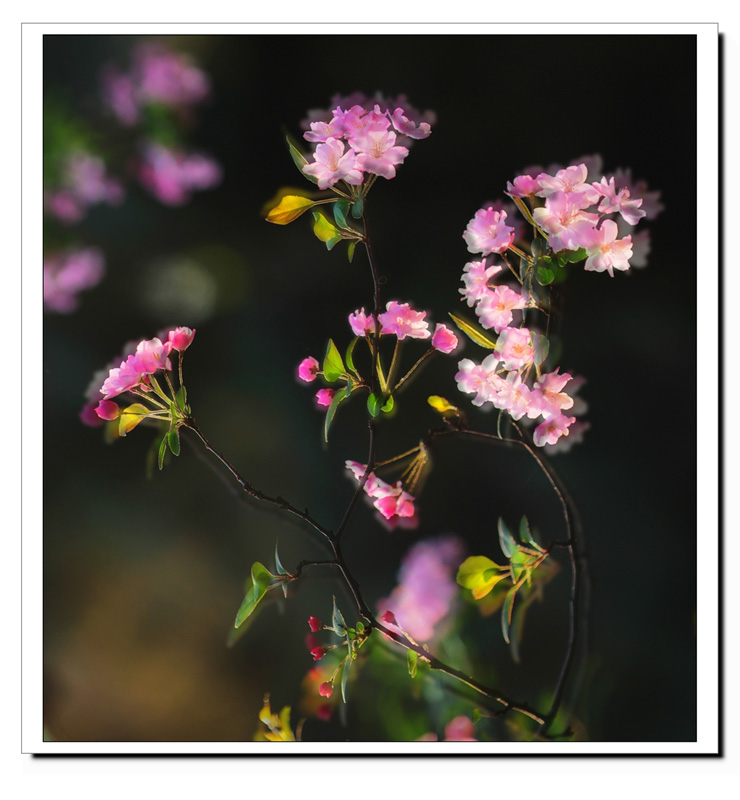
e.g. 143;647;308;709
323;388;345;443
286;135;317;183
333;199;350;229
340;658;350;703
502;585;518;644
157;434;168;470
449;312;497;350
347;240;357;263
332;596;347;635
498;518;516;559
345;337;359;376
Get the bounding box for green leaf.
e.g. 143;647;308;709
286;135;317;183
167;428;181;456
536;264;555;285
381;394;395;414
347;240;357;263
332;596;347;635
407;649;418;679
325;235;342;251
502;585;518;644
472;708;482;724
557;247;587;264
367;392;381;418
333;199;350;229
312;211;341;244
532;332;550;367
498;518;516;559
449;312;497;350
175;384;187;410
510;548;530;584
351;196;363;219
234;562;277;629
157;434;168;471
519;516;541;551
323;388;345;443
322;339;345;383
427;395;459;417
356;621;365;634
345;337;359;376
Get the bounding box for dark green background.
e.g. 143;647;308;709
43;33;698;742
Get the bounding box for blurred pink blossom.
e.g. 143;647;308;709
43;247;105;313
136;143;221;205
377;535;465;642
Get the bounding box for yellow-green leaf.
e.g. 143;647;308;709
266;194;316;225
312;211;340;243
427;395;459;416
457;555;508;599
118;403;149;436
449;312;497;350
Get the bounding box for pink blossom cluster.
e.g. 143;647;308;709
377;535;465;642
505;161;662;276
300;94;434;189
349;301;458;352
102;42;210;127
346;460;416;525
418;715;477;742
456;251;578;448
43;247;105;313
85;327;195;423
45;151;124;224
136;142;222;205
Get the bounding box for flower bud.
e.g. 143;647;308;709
167;326;196;352
310;646;328;662
380;610;397;626
318;682;333;698
308;616;323;632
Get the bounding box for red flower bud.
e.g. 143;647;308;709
316;704;333;722
308;616;323;632
380;610;397;625
319;682;333;698
310;646;328;662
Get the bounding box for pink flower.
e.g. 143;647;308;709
533;413;576;447
318;682;333;698
532;191;599;253
100;354;146;399
135;337;171;374
348;307;377;337
496;327;535;371
377;536;464;642
455;354;503;407
308;616;323;633
389;107;432;139
531;369;574;419
102;65;140;125
432;324;459;354
343;104;391;142
302;137;364;190
315;388;335;407
475;285;526;333
167;326;196;352
378;301;431;340
345;460;382;497
578;219;633;277
373;482;416;521
506;173;540;197
459;259;502;307
536;163;600;205
352;129;409;180
592;176;646;225
494;372;536;421
462;207;515;256
298;356;320;383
